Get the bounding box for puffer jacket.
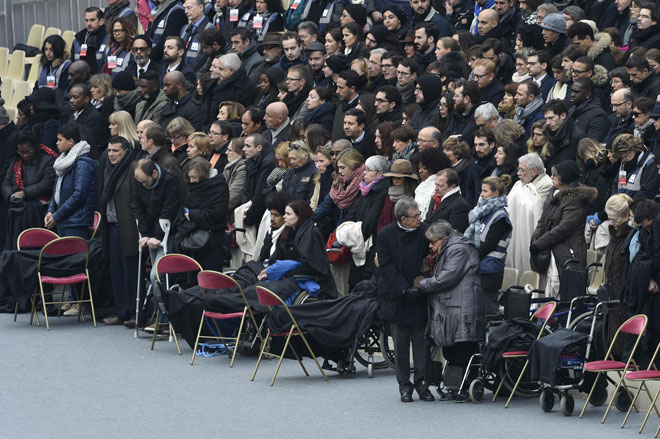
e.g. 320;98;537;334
569;98;611;143
49;153;98;228
418;231;486;348
531;183;598;272
281;159;317;203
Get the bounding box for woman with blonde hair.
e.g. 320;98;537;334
602;194;633;298
108;110;140;150
181;132;212;167
224;137;246;221
89;73;115;121
527;119;550;160
494;119;525;145
266;142;292;192
310;147;334;210
217;101;246;137
165;117;195;164
577;137;610;214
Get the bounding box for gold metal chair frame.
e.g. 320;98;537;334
191;270;266;366
621;341;660;432
251;286;330;386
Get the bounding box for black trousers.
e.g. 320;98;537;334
391;322;428;395
481;273;503;317
108;224;138;321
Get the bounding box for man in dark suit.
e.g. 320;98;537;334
146;0;188;62
160;70;203;131
125;35;163;82
264;102;291;148
158;36;196;84
425;168;469;232
241;133;275;227
344;108;374;158
67;83;106;157
525;50;556;101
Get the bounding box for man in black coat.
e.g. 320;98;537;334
445;79;479;147
408;74;443;132
544;99;577;170
241;133;275;227
146;0;188;62
375;86;403;125
67;83;106;158
264;102;291;148
71;6;106;75
159;36;196;84
0;106;17;250
425;168;469;232
212;53;258;108
605;89;635;147
344;108;374;158
473;59;504;106
463;127;497;208
627;55;660;99
160;71;203;131
125;35;163;82
377;197;433;403
569;78;611;142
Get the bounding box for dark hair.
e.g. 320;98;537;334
145;123;166;146
71;83;92;98
16;132;39;150
391;125;416;143
164;35;185;51
574;77;595;94
639;1;659;21
574;56;594;71
311;86;331;103
265;191;294;214
602;27;622;46
455;79;481;105
609;67;630;86
543;99;569;116
264;0;285;13
85;6;103;19
40;35;67;66
139;70;160;85
243;106;265;126
343;22;364;42
198;28;225;47
454;30;473;52
528;50;551;69
305;124;331;151
437;91;454;133
496;141;523;175
108;135;130;150
378;85;402;107
290;118;309;142
567;22;595;40
627;55;651;71
344;108;367;126
398;57;418;75
414;22;439;44
214;120;234;139
281;31;302;46
57;122;81;143
358;93;377;127
418;148;451;174
634;97;655;113
631;198;658;223
286;199;314;227
438;168;460;187
375;121;395;158
521;81;540;98
230;27;252;42
561;45;586;61
338;69;360;89
132;34;152;47
325;27;343;51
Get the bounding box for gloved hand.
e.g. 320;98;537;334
529;243;539;255
587;214;602;227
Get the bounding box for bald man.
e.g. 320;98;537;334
605;88;635;147
416;127;442;151
474;9;500;44
264;102;291;147
159;71;203;130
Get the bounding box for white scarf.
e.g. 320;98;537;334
53;140;91;206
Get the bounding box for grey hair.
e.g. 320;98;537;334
365;155;390;173
331;139;352;150
298;21;318;35
394;196;419;220
474;103;499;122
218;53;241;72
247;133;267;149
425;220;454;241
518;152;545;174
370;48;386;57
537;3;559;15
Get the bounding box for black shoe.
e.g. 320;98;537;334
437;388;456;401
400;391;413;403
419;389;435;402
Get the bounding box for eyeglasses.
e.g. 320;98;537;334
396;71;411;76
113;28;126;34
330;150;341;156
526;61;539;66
405;212;422;219
612;101;629;108
517;167;531;172
381;63;394;69
571;68;590;75
632;111;643;117
132;46;149;52
208;130;224;136
473;73;489;79
374;98;390;104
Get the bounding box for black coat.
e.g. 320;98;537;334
213;66;258;109
631;71;660;99
446;105;477;146
377;222;430;325
480;79;504;107
71;104;106;157
351;131;375;158
125;59;164;82
425;190;469;233
304;101;335;133
569;98;611;143
464;149;496;208
160;93;204;132
281;160;317;202
131;166;182;242
604;115;634;148
146;2;188;62
265;122;292;149
346;177;388;244
241;146;275;227
546;118;576;171
632;23;660;49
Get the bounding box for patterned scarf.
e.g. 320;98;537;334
359;176;384;196
330;165;364;210
13;145;58;202
464;195;508;247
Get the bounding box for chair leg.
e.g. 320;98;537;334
39;281;50;331
151;309;160;350
505;359;529;408
286;338;309;377
191;311;206;365
170;324;182;355
30;293;40;327
251;330;270;381
641;386;660;433
211;319;232;354
602;371;628;424
13;302;18;322
579;372;601;418
492;359;511;402
622;380;645;428
87;277;96;327
230;310;247;368
271;331;294;386
299;332;329;382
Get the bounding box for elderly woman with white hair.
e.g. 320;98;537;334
505;152;553;273
344;155;390;289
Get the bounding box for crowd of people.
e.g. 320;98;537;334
2;0;660;402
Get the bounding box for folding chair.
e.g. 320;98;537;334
251;286;329;386
26;24;45;48
0;47;9;77
492;301;557;407
191;270;265;366
14;228;59;325
61;31;75;52
579;314;648;423
6;50;25;81
152;253;202;355
89;211;102;240
26;54;41;84
43;27;62;42
621;341;660;431
1;77;14;102
36;237;97;330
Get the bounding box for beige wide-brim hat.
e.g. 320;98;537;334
383;159;419;179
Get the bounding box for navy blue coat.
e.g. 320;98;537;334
305;101;335;133
49;153;98;228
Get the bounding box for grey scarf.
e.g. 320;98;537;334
464;195;508;247
397;80;415;103
514;96;543;126
388;185;406;203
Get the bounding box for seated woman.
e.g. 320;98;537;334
25;88;61;151
217;101;245;138
36;35;72;92
304;88;335;133
2;133;57;249
90;74;115;123
181;132;212;168
281;141;317;202
442;136;471;194
266;142;291;192
415;148;452;219
176;157;228;271
391;126;417;161
101;17;135;78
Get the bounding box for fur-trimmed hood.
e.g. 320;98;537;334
588;32;612;61
592;64;609;87
552;183;598;205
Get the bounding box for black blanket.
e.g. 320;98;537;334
483;317;541;373
528;328;588;385
0;238;112;312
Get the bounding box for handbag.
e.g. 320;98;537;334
530;248;551;273
180;229;211;252
325;230;352;264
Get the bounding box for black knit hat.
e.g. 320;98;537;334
111;71;136;91
383;5;408;25
344;5;367;27
326;54;350;74
415;75;444;104
552;160;580;185
368;24;389;44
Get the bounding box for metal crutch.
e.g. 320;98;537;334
135;220;142;338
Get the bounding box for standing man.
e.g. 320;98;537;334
411;0;451;37
377;197;434;403
513;81;544;136
343;108;373;158
366;48;386;92
71;6;107;74
146;0;188;62
332;70;360;140
283;65;312;120
446;79;480;146
425;168;469;232
472;59;504;106
212;53;259;108
134;71;169;125
525;50;556;101
241;133;275;227
568;77;611;142
464;127;497;208
160;71;203;130
126;35;163;82
264;102;291;147
277;31;308;74
180;0;215;71
375;86;403;125
605;88;635;146
305;42;327;87
230;27;264;83
413;23;440;74
67;84;106;157
159;36;196;84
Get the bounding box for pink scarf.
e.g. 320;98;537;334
330;165;364;210
359;176;384;196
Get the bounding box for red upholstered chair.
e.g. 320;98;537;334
579;314;648;423
621;342;660;432
251;285;329;386
14;228;59;325
191;270;265;366
492;301;556;407
36;237;96;330
152;254;202;355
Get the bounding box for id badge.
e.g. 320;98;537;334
253;15;263;29
191;42;199;52
107;55;117;70
230;8;239;21
80;43;88;57
618;169;627;187
290;0;302;10
46;75;56;89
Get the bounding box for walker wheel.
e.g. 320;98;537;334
590;385;608;407
614;389;632;412
367;355;374;378
540;388;554;412
560;393;574;416
469;379;484;403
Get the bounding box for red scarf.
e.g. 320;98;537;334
13;145;58;202
432;192;444;211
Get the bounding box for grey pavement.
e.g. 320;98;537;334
0;313;656;439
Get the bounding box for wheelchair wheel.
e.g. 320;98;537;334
560;393;574;416
469;379;484;403
293;290;319;305
497;357;540;397
567;312;593;331
367;360;374;378
590;384;608;407
539;388;554;412
614;388;632;412
354;327;391;370
377;323;396;369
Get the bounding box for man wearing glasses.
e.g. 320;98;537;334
380;52;401;86
396;58;418;104
127;35;163;82
604;89;635;147
375;86;403;125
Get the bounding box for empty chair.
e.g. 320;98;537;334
587;256;606;295
1;77;13;102
518;270;540;289
501;267;519;291
26;24;45;48
0;46;9;77
26;54;41;84
8;81;31;108
62;31;75;52
6;50;25;81
586;249;597;265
